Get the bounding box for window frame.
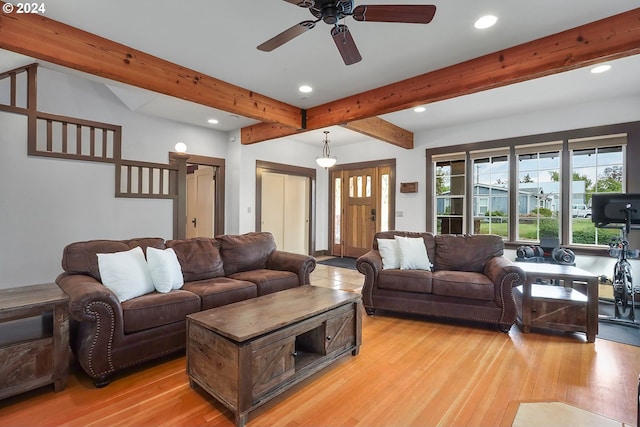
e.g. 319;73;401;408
470;149;511;238
433;155;467;234
425;121;640;255
568;135;627;246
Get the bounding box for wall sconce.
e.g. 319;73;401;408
175;142;187;153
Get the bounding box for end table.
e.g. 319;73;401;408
514;263;598;343
0;283;70;399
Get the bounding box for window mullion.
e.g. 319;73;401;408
560;139;570;245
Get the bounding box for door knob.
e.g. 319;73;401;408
191;218;197;227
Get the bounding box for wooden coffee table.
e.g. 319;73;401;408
186;285;362;427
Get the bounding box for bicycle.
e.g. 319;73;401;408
609;228;640;321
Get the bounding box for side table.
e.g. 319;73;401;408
513;263;598;343
0;283;70;399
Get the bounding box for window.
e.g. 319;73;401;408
334;176;341;245
380;172;390;232
569;134;626;245
471;151;509;237
434;155;465;234
516;143;562;242
425;122;635;249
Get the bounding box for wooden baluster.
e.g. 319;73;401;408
126;165;132;194
10;72;17;107
89;127;95;157
61;122;68;154
148;167;154;195
46;119;53;152
76;125;81;156
137;166;143;194
102;130;108;159
159;168;165;195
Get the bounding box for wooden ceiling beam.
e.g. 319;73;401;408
0;3;303;129
342;117;413;149
304;7;640;130
241;122;300;144
241;116;414;148
2;3;638;147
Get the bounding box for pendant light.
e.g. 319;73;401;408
316;131;337;168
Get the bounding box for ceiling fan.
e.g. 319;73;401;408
257;0;437;65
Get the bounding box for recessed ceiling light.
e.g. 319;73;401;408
414;106;426;113
474;15;498;30
299;85;313;93
207;118;219;124
590;64;611;74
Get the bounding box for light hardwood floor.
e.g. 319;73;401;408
1;262;639;426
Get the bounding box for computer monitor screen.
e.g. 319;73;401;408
591;193;640;227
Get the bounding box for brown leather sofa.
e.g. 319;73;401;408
56;232;316;387
356;231;525;332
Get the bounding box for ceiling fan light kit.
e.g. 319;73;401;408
259;1;437;65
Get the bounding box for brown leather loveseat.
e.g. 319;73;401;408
56;232;316;387
356;231;525;332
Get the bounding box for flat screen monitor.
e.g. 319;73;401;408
591;193;640;228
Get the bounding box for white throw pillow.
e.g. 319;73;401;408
97;246;155;302
394;236;431;271
146;247;184;293
377;238;401;269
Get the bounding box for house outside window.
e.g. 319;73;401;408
515;142;562;242
471;150;509;238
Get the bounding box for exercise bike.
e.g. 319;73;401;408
608;227;639;321
592;194;640;325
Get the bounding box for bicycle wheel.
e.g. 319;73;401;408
623;264;635;321
613;262;631;318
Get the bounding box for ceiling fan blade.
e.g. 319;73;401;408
352;5;436;24
331;25;362;65
257;21;316;52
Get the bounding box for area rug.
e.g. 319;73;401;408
511;401;624;427
317;257;357;270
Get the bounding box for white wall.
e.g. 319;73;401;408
418;95;640;150
331;95;640;283
0;68;229;288
3;64;640;289
225;135;327;247
415;95;640;283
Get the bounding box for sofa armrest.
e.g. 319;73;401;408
56;272;123;380
356;250;383;310
56;273;123;323
483;256;525;323
266;250;317;285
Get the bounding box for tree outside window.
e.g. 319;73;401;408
570;142;625;245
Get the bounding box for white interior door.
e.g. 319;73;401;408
186;173;197;239
186;166;215;238
284;175;309;254
261;172;285;249
261;172;309;254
